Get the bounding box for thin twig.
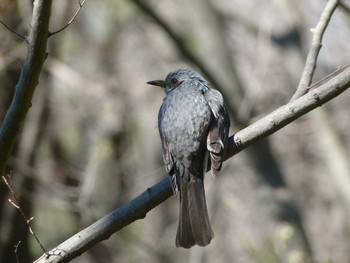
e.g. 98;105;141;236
0;19;26;40
14;241;21;263
49;0;86;37
308;64;350;90
2;172;48;256
290;0;339;101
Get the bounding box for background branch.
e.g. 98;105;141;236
35;67;350;263
131;0;241;119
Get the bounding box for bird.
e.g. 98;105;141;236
147;68;230;248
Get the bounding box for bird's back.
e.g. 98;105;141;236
158;83;215;248
158;84;212;169
150;68;229;248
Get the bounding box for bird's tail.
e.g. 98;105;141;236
176;178;214;248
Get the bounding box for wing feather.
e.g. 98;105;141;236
204;89;230;177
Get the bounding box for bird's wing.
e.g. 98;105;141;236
161;139;182;195
161;140;174;174
204;89;230;177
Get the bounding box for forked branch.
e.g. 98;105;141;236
291;0;339;100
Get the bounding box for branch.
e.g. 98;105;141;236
290;0;339;101
14;241;21;263
226;66;350;158
35;67;350;263
49;0;86;37
0;0;52;176
0;19;26;40
2;173;48;256
34;178;173;263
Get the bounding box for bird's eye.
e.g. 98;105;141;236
170;78;182;88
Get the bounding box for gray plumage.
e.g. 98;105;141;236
147;68;230;248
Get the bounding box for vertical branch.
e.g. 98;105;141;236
0;0;52;176
291;0;339;100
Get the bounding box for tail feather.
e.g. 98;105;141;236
176;178;214;248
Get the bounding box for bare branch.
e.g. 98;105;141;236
0;19;26;40
35;67;350;263
49;0;86;37
290;0;339;101
2;173;48;256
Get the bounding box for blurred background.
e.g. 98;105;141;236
1;0;350;262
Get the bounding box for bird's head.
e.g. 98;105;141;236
147;68;209;94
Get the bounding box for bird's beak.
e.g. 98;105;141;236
146;80;166;88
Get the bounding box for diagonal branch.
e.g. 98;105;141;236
35;178;173;263
290;0;339;101
35;67;350;263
